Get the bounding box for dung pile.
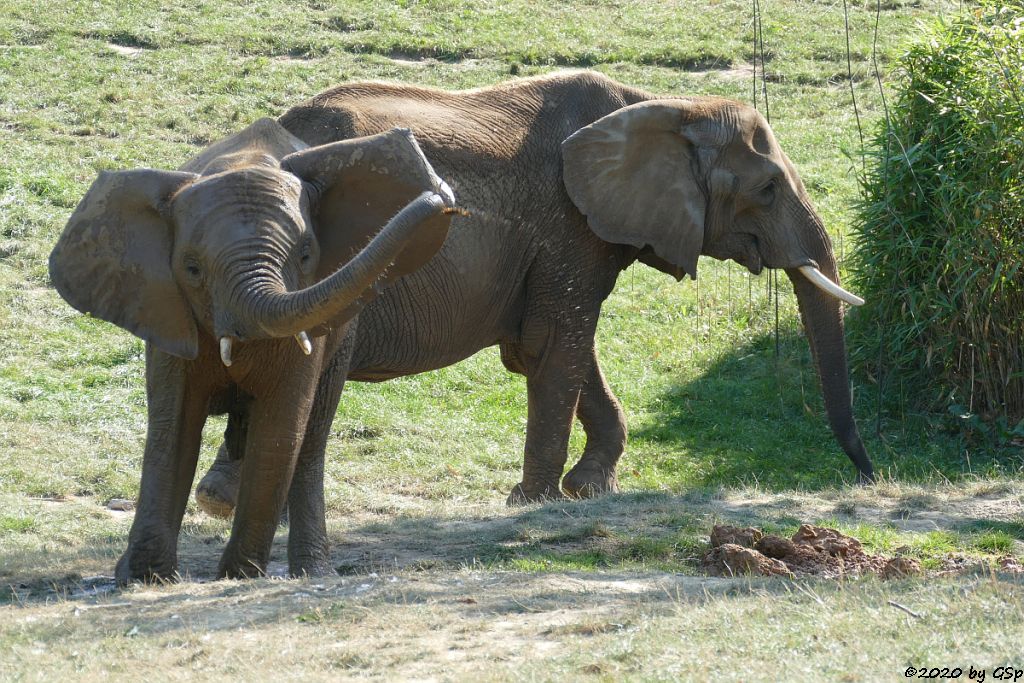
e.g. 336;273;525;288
702;524;922;579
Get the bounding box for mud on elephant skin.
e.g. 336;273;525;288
49;123;456;583
197;70;873;519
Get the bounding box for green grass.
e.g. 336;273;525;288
1;0;1023;678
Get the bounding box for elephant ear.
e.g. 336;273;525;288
562;100;714;280
49;169;200;359
281;128;455;284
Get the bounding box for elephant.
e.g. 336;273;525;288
49;124;457;582
195;69;875;525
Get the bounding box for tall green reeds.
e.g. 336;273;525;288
849;3;1024;426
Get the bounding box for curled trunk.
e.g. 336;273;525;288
237;191;447;339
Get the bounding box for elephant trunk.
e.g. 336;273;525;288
232;191;447;342
785;250;875;482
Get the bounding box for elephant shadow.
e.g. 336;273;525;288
627;327;869;491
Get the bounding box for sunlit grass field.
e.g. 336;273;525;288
1;1;1022;679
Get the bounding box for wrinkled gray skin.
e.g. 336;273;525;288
50;126;456;583
197;70;874;523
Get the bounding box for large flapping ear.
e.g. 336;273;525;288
562;100;715;280
49;169;200;358
179;117;308;174
281;127;455;283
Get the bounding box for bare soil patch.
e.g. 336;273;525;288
105;43;147;58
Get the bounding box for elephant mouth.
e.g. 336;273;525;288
217;332;313;367
736;234;764;275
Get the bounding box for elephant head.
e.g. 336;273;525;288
50;120;455;366
561;98;874;481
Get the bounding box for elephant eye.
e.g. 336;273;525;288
758;179;777;203
183;258;202;282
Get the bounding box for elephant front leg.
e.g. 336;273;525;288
218;368;318;579
287;337;354;577
116;348;211;585
562;350;625;498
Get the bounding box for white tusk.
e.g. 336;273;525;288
797;265;865;307
219;337;233;367
295;331;313;356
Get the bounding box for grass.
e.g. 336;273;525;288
1;0;1023;678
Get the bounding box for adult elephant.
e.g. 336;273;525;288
50;125;456;582
197;70;874;520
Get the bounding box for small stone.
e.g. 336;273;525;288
106;498;135;512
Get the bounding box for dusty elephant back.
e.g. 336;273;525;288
277;71;649;189
274;72;651;379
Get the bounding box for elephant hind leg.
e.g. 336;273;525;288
195;442;241;518
562;349;625;499
195;408;247;518
503;316;599;505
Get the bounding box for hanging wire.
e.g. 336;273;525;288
871;0;890;439
752;0;778;358
843;0;867;178
753;0;771;123
752;0;760;111
774;270;780;357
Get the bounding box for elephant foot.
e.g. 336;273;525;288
288;558;334;579
562;460;620;499
856;469;876;486
195;458;241;519
217;549;267;580
506;482;568;506
115;540;178;586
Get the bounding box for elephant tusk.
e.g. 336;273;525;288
798;265;865;307
295;331;313;356
219;337;233;367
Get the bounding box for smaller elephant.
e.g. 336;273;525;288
50;122;456;582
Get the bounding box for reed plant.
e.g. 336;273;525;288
849;2;1024;432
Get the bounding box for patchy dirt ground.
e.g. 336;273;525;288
3;479;1022;598
2;482;1023;680
3;558;1023;681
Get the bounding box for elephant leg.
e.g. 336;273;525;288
505;326;592;506
286;334;355;578
562;350;625;498
195;410;246;518
218;362;319;579
116;347;212;585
